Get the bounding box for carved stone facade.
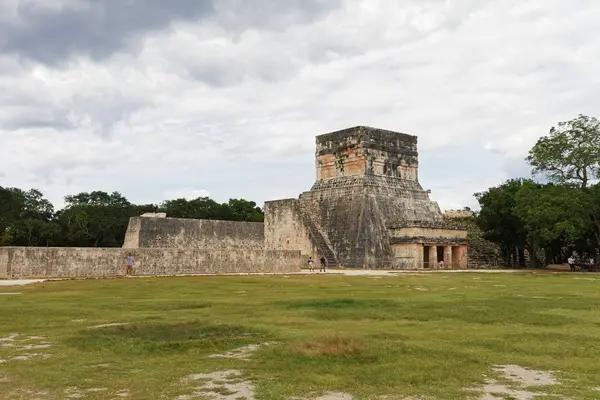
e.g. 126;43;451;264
265;126;468;269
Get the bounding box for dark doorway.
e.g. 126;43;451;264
423;246;430;268
437;246;445;266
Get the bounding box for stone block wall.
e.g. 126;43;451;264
315;126;419;182
0;247;302;279
123;217;264;249
264;199;315;259
391;244;423;269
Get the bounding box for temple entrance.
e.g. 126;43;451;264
423;246;430;268
437;247;444;267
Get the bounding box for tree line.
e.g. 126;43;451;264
474;114;600;266
0;189;264;247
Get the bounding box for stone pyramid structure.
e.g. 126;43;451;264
264;126;468;269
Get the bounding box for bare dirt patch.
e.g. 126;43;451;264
0;279;45;286
467;364;562;399
314;392;353;400
178;369;254;400
63;387;117;399
494;364;557;387
87;322;129;329
208;342;277;360
0;333;52;364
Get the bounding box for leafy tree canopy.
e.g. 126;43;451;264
526;114;600;188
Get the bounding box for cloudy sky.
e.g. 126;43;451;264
1;0;599;211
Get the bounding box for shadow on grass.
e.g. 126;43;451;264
276;297;586;326
280;299;398;309
132;300;213;311
65;321;272;355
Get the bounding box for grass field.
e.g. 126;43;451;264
1;272;600;399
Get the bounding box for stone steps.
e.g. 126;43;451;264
297;201;339;267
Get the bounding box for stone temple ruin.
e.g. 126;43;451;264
265;126;468;269
124;126;468;270
0;126;469;279
124;126;468;269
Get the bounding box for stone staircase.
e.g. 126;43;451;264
297;200;339;267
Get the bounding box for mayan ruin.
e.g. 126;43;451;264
265;126;468;269
121;125;469;270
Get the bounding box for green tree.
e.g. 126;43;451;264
586;183;600;246
10;219;61;247
475;179;528;266
160;197;264;222
227;198;264;222
56;191;133;247
0;187;58;246
515;182;593;263
161;197;223;219
526;114;600;188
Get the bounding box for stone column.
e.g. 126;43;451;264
460;245;468;268
428;245;437;268
444;245;452;269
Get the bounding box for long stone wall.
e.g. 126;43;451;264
123;217;264;249
264;199;316;260
0;247;301;279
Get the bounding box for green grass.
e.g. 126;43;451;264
1;273;600;399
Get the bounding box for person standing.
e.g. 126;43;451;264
307;257;314;272
319;256;327;272
568;255;575;272
126;253;135;275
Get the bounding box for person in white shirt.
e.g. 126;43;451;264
126;254;135;275
567;256;575;272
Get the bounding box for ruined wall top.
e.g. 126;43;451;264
315;126;419;182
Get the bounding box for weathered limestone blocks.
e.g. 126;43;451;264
123;217;264;249
264;199;316;259
0;247;302;279
265;125;469;269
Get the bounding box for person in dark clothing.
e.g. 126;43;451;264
319;256;327;272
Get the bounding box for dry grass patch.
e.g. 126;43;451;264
294;334;364;357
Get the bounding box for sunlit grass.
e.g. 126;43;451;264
1;273;600;399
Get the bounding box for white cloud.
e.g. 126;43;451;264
163;188;211;201
1;0;600;211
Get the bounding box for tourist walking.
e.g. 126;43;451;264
568;255;575;272
126;253;135;275
319;256;327;272
307;257;314;272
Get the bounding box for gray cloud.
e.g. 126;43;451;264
212;0;342;32
0;0;342;65
2;0;600;212
0;1;216;64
